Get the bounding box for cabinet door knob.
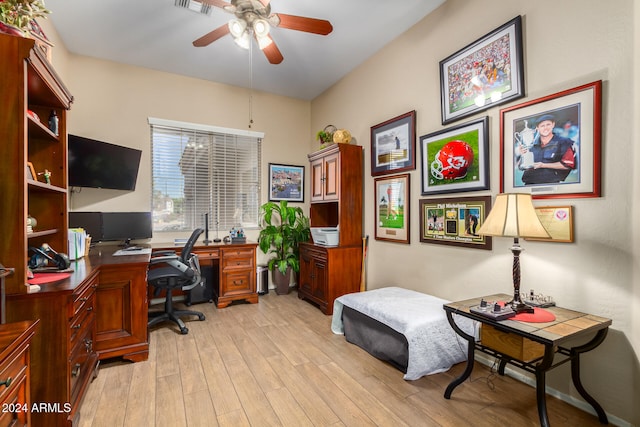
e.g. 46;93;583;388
72;364;81;377
0;377;12;388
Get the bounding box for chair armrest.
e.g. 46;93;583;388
149;254;180;265
151;250;177;257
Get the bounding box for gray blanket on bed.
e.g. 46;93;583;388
331;287;477;380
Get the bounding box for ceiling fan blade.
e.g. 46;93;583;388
274;13;333;35
261;36;283;64
193;24;231;47
199;0;233;8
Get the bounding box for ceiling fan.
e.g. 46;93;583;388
192;0;333;64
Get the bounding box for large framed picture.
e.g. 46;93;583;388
500;80;602;199
419;196;492;250
420;116;489;195
370;110;416;176
374;174;410;244
439;16;524;125
268;163;304;202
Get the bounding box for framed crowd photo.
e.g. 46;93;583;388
370;110;416;176
374;174;410;244
419;196;492;250
439;16;524;125
501;80;602;199
268;163;304;202
420;116;490;196
527;205;574;243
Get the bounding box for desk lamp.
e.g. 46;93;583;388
478;193;550;313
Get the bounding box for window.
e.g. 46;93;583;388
149;117;262;234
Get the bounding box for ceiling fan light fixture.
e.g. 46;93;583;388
228;19;247;38
233;31;251;50
253;19;270;38
256;35;273;50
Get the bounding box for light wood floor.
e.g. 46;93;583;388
78;291;604;427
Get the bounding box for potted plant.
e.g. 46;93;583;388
258;200;310;295
315;125;336;149
0;0;50;36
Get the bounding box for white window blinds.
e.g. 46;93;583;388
149;118;262;234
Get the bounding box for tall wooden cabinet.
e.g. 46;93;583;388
0;33;73;296
0;34;102;426
298;144;363;315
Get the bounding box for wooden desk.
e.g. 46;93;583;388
6;246;149;426
152;242;259;309
443;294;611;427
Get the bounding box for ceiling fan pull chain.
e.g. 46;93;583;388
249;46;253;128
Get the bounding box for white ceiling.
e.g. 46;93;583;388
45;0;445;100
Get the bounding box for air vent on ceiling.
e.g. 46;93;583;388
175;0;212;16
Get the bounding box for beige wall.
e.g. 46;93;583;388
42;0;638;424
39;19;311;259
312;0;637;424
309;0;640;425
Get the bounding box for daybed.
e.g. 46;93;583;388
331;287;478;380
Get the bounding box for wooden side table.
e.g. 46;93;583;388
443;294;611;427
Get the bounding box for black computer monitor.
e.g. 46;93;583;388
69;211;152;246
68;211;102;242
101;212;153;246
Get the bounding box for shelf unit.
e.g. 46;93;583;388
0;33;73;297
298;143;364;314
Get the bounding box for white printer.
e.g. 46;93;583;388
310;226;339;247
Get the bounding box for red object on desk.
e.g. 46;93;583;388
28;272;71;285
513;307;556;323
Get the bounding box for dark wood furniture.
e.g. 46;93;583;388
0;320;39;427
153;243;259;309
443;294;611;427
90;249;151;362
299;144;363;315
0;33;73;297
6;248;151;426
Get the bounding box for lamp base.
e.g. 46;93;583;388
510;299;535;314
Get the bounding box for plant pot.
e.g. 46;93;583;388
272;267;292;295
0;22;24;37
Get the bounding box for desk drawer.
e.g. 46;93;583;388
221;270;253;294
0;375;28;427
0;345;27;405
193;248;219;259
72;273;98;319
481;324;545;362
70;302;94;350
221;249;254;270
70;319;95;405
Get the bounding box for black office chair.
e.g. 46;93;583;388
147;228;206;334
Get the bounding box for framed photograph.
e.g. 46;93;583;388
374;174;410;244
268;163;304;202
527;205;574;243
370;110;416;176
501;80;602;199
27;162;37;181
420;116;490;195
419;196;492;250
439;16;524;125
